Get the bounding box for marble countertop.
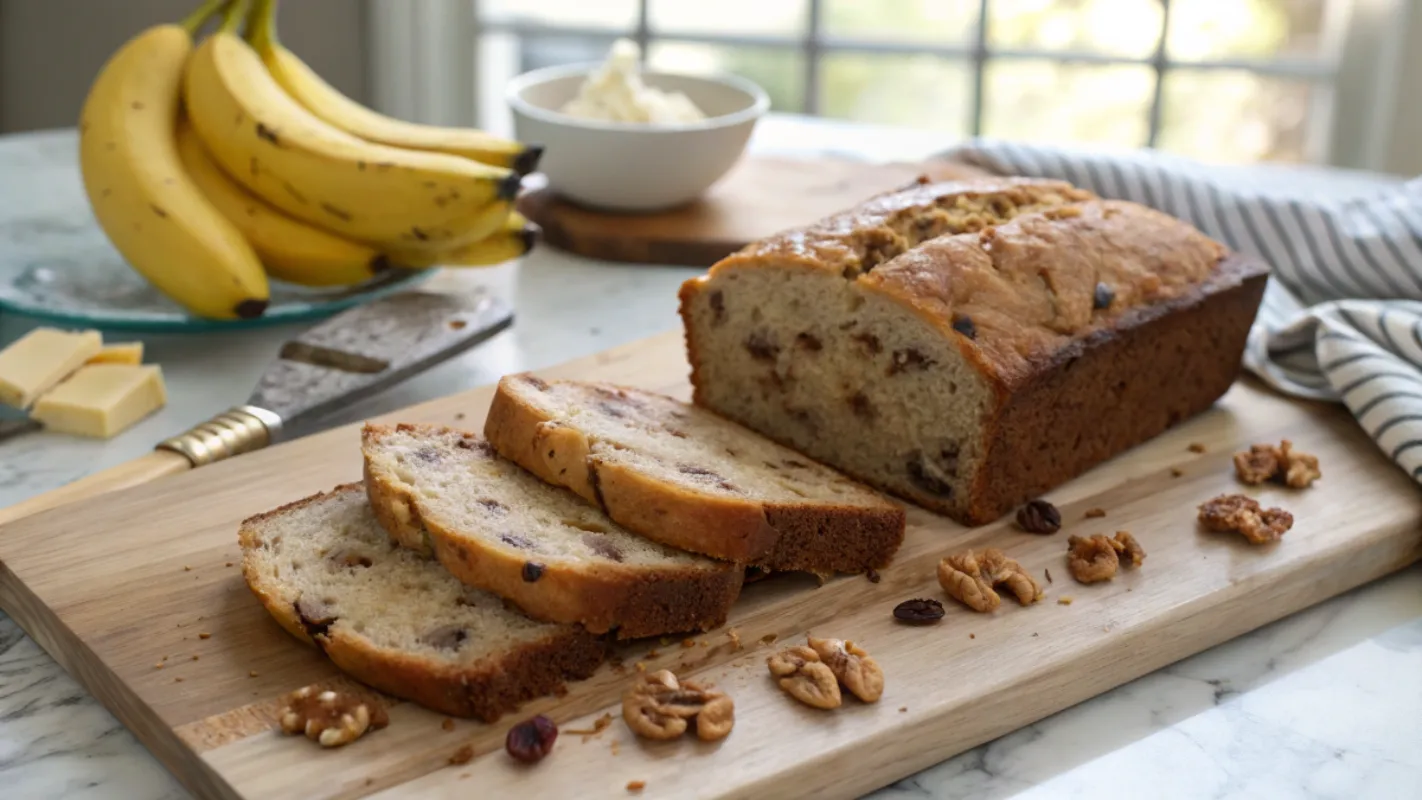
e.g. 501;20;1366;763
1;118;1420;800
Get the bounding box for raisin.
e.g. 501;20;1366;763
795;332;823;351
745;330;780;361
583;534;624;562
848;391;875;420
679;464;726;482
1093;282;1115;310
455;438;493;454
951;315;977;339
413;447;440;463
783;459;809;469
478;499;508;515
506;714;558;763
500;533;534;550
893;598;945;625
709;291;725;325
906;454;953;497
421;625;469;650
889;348;935;375
1016;499;1062;534
852;332;883;355
522;562;546;582
522;374;550;391
294;596;335;638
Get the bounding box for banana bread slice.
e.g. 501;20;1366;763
484;375;905;574
362;423;743;639
239;484;606;721
681;190;1268;525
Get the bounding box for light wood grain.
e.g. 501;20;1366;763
0;448;190;527
517;156;992;266
0;331;1417;800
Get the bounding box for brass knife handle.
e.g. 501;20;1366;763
156;405;283;467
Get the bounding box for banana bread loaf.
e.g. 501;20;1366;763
679;181;1269;525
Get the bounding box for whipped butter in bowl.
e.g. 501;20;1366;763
507;40;769;212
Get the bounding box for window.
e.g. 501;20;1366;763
371;1;1412;169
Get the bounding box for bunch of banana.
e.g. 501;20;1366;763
77;0;542;320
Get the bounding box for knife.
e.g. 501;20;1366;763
0;290;512;526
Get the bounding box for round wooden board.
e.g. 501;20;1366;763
517;156;993;267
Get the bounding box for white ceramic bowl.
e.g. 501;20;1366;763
507;63;769;212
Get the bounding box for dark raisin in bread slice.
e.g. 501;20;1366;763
239;484;606;722
361;423;743;639
484;375;905;574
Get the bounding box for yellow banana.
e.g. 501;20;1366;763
253;0;540;175
78;0;270;320
182;0;519;250
387;213;540;269
175;119;390;287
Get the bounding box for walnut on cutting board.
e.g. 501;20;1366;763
278;686;388;748
937;548;1042;612
767;645;841;709
1066;532;1145;584
621;669;734;742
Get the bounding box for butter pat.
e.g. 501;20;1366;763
0;328;103;408
87;342;144;366
32;364;166;439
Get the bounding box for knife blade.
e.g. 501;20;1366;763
158;289;512;466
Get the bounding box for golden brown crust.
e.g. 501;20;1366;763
363;425;744;639
238;485;608;722
484;376;905;573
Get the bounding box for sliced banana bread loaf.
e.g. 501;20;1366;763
239;484;606;721
484;375;905;574
362;423;743;639
680;186;1268;525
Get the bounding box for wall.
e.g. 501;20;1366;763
0;0;369;133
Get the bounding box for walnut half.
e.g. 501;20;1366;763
1233;440;1320;489
808;637;884;703
938;548;1042;612
1199;494;1293;544
1066;532;1145;584
767;645;841;709
621;670;734;742
278;686;389;748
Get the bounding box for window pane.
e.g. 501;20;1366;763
982;61;1154;147
648;0;805;36
988;0;1163;58
823;0;977;45
478;0;638;30
1167;0;1330;62
1157;70;1318;163
648;42;806;112
819;54;972;135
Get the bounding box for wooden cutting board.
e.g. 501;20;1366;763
0;331;1419;800
516;156;992;266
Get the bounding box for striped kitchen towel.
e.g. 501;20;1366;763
941;140;1422;485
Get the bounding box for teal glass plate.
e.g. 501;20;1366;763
0;213;430;332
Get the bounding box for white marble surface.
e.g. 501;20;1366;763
0;118;1420;799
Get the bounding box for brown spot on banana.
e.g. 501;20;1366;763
357;161;367;171
131;101;145;110
250;157;260;177
150;204;168;218
410;227;430;241
255;123;280;145
282;181;309;205
320;203;353;222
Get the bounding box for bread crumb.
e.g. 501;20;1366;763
865;567;881;583
565;713;614;737
154;662;163;669
634;662;646;672
611;740;621;756
442;718;455;732
1045;568;1053;584
646;649;660;658
682;638;697;649
183;565;191;571
454;412;466;420
225;562;234;567
627;781;646;792
1058;597;1074;606
898;706;907;713
174;677;183;683
1188;442;1206;453
659;637;672;646
449;744;475;765
460;773;471;779
191;654;199;661
727;629;742;650
759;633;778;646
700;640;709;648
1084;508;1106;518
248;671;259;678
1170;467;1184;477
968;633;975;639
198;632;211;640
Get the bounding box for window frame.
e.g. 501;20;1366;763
365;0;1414;172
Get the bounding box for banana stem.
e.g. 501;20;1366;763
246;0;279;50
180;0;228;35
218;0;250;34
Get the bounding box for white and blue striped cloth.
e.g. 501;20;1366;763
942;140;1422;486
